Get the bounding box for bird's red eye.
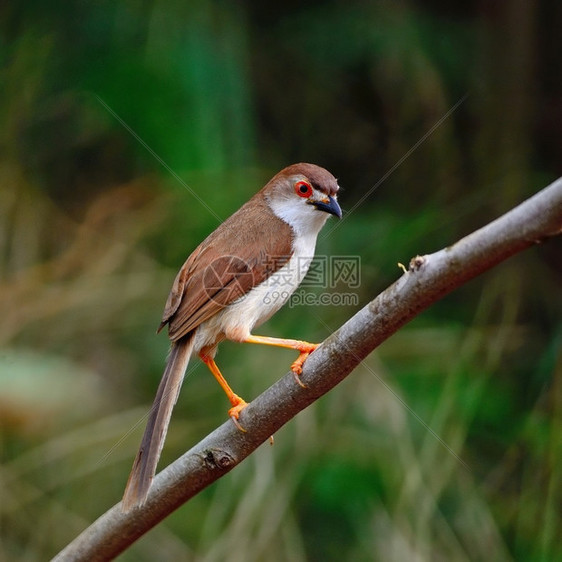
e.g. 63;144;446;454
295;181;313;198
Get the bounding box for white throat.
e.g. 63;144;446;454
267;196;330;239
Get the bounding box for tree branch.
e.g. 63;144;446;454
53;177;562;562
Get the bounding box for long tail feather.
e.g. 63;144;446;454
122;336;194;511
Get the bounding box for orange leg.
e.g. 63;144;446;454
199;352;247;432
242;335;319;388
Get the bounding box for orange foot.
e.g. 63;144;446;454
290;342;319;388
228;395;248;432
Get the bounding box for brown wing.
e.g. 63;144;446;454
160;192;294;342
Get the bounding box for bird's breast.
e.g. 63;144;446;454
195;231;318;347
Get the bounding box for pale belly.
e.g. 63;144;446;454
192;236;316;353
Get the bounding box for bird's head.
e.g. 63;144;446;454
265;163;342;235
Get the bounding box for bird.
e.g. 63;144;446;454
122;163;342;511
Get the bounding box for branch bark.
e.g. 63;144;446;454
53;177;562;562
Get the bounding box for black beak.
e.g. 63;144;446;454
310;195;342;219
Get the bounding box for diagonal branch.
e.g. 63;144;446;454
53;177;562;562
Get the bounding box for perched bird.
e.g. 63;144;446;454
122;163;342;510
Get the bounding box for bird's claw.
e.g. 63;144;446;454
228;398;248;432
291;354;309;388
291;342;319;388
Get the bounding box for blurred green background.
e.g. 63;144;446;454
1;1;562;561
